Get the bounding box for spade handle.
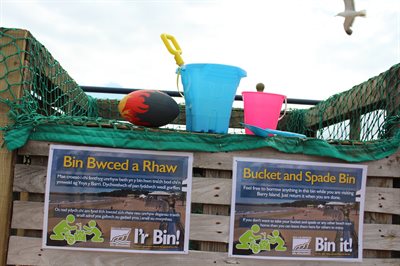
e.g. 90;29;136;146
161;33;184;66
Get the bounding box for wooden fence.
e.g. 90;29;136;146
1;28;400;265
5;140;400;265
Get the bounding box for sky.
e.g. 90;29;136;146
1;0;399;103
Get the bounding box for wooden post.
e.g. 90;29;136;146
199;169;231;252
349;116;361;140
0;29;28;266
363;177;393;258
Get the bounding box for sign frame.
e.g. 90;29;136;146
229;157;367;262
42;144;193;254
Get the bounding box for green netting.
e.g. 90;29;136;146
1;28;399;162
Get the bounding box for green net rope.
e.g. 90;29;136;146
0;28;98;130
1;28;399;162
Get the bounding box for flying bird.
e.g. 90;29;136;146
336;0;366;35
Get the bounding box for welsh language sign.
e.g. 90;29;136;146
43;144;193;254
229;157;367;262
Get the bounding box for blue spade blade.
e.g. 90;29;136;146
242;123;307;139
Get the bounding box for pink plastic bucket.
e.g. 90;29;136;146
242;91;287;135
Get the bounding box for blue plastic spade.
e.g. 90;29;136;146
241;123;307;139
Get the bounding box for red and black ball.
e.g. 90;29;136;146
118;90;179;127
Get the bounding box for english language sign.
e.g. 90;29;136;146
229;157;367;262
43;144;193;254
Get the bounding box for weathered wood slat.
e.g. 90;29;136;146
13;167;399;215
18;141;400;178
363;224;400;251
191;177;231;205
11;201;43;230
193;150;400;177
13;164;234;205
200;169;231;252
14;164;47;193
363;177;393;258
190;214;230;242
364;186;400;215
0;28;29;265
10;202;230;243
18;141;52;156
10;201;229;243
16;191;30;237
7;236;400;266
11;201;400;251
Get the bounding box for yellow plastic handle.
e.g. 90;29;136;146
160;33;184;66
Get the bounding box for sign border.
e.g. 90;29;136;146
42;144;193;254
228;157;367;262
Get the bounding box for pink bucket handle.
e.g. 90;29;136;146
278;96;287;121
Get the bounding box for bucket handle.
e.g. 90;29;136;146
278;96;287;121
176;67;184;98
160;33;184;66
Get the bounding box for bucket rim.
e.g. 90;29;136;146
178;63;247;77
242;91;286;98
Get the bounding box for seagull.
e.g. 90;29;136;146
336;0;366;35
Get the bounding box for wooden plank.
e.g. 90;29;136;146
363;224;400;251
11;201;43;230
13;164;47;193
0;28;28;265
364;176;393;258
13;164;232;205
11;201;400;252
200;169;230;252
16;191;29;236
191;177;231;205
18;141;400;178
190;214;230;242
364;186;400;215
17;140;52;157
229;108;245;129
7;236;400;266
193;149;400;177
12;166;400;215
10;202;231;243
350;116;361;140
0;148;16;265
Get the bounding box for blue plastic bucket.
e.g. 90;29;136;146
178;63;246;133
